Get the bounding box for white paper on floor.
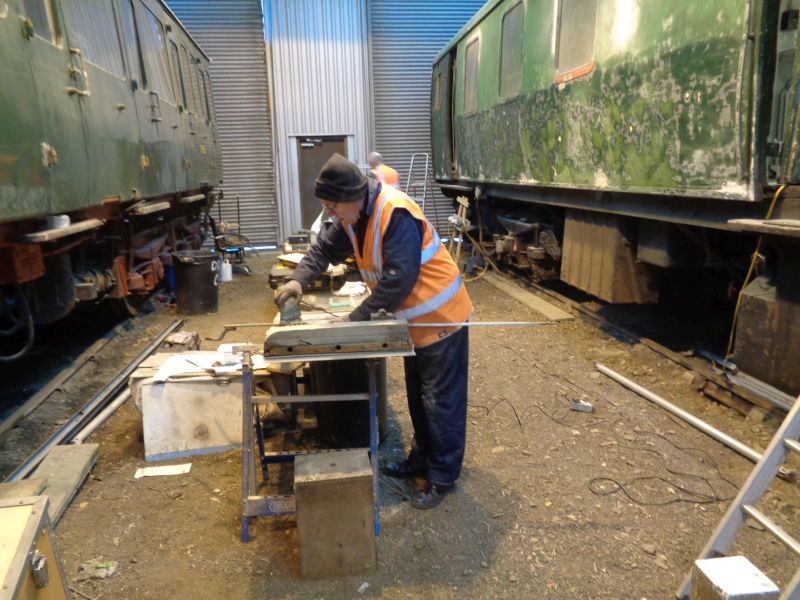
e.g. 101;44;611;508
134;463;192;479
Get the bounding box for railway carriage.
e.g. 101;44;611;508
0;0;221;359
431;0;800;395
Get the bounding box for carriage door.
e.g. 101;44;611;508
431;52;455;180
119;0;183;198
19;0;89;213
60;0;141;206
296;136;347;229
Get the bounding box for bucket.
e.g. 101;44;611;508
172;250;219;314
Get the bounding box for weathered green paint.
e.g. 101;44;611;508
431;0;782;200
0;0;220;226
0;0;46;222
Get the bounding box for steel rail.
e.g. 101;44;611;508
0;320;130;442
5;319;184;482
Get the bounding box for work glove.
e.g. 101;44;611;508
274;280;302;307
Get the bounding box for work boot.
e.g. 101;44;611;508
410;481;454;510
382;459;424;479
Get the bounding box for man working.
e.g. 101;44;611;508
368;151;400;188
274;153;472;509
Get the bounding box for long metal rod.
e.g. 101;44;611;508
408;321;551;327
5;319;184;482
596;363;761;463
71;389;131;445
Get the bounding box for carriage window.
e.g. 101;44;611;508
555;0;597;81
499;2;523;99
23;0;60;44
463;38;479;115
433;73;441;110
200;69;213;121
203;71;216;119
179;45;197;112
169;40;186;108
118;0;142;84
194;59;208;121
137;3;174;103
62;0;125;77
189;53;204;118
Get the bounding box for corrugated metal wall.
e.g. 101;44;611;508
268;0;371;236
168;0;278;246
369;0;483;229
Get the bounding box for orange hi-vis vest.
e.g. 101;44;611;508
345;185;472;348
370;163;400;188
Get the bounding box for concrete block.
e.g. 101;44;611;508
295;449;376;579
692;556;779;600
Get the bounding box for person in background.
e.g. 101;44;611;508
368;151;400;188
274;153;472;509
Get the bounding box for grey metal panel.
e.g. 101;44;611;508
369;0;483;229
168;0;278;246
269;0;371;236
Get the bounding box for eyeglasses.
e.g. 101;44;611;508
320;201;337;213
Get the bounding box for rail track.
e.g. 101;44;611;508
0;303;180;480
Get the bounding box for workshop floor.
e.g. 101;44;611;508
51;253;799;599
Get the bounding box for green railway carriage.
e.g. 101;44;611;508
0;0;221;359
431;0;800;396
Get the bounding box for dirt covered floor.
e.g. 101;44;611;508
5;253;799;599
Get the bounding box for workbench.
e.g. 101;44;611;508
239;315;413;542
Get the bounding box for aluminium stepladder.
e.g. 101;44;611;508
676;395;800;599
405;153;439;229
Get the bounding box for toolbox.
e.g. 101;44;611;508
0;496;70;600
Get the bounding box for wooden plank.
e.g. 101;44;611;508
18;218;104;243
30;444;99;526
728;218;800;238
0;478;47;501
265;318;412;356
483;272;573;321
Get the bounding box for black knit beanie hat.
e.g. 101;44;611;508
314;153;368;203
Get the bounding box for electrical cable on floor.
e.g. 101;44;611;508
587;427;739;506
503;344;611;406
587;474;731;506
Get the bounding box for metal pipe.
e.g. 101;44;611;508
71;389;131;444
6;319;184;482
596;363;761;463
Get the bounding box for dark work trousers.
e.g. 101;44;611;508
403;326;469;486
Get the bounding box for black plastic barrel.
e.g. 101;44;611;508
172;250;219;314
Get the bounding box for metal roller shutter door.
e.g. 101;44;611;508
369;0;483;229
168;0;278;246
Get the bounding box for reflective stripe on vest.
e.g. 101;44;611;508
349;193;442;283
395;274;464;321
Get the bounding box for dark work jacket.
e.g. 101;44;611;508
291;180;423;321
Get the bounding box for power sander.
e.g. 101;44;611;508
277;296;302;324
